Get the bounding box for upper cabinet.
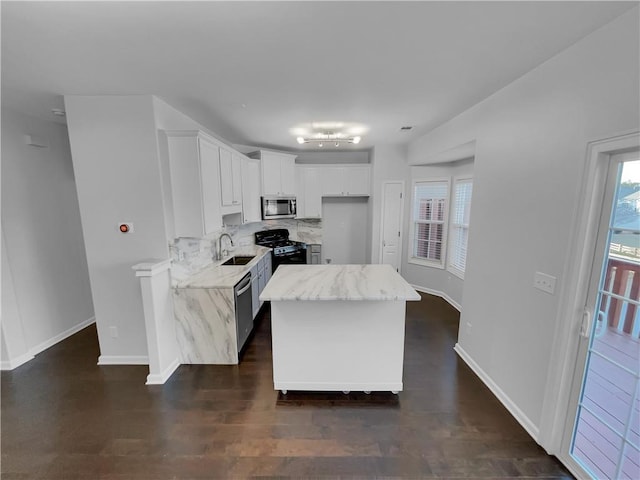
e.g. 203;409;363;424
297;166;322;219
219;147;243;215
165;131;223;237
250;150;297;197
241;156;262;224
321;165;371;197
296;164;371;219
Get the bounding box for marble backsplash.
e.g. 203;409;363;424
169;218;322;280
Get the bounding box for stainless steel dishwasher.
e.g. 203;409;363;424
234;273;254;352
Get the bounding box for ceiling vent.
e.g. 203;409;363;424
400;126;413;131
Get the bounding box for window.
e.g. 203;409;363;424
448;177;473;278
409;179;450;268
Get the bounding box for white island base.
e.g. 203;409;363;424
260;264;421;395
271;300;406;394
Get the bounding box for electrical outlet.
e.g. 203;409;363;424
109;326;118;338
534;272;556;295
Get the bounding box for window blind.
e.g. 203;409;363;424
448;179;473;276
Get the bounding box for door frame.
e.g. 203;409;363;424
538;131;640;472
378;180;405;273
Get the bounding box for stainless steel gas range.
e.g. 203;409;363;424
254;229;307;270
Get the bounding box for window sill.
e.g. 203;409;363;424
408;257;445;269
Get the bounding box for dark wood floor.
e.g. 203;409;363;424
1;293;572;479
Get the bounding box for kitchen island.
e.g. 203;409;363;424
260;264;421;394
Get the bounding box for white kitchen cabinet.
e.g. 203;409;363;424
307;244;322;264
250;264;260;319
219;148;242;214
297;166;322;218
165;131;223;237
250;253;272;318
321;165;371;197
241;156;262;223
250;150;297;197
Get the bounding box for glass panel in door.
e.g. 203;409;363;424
571;159;640;479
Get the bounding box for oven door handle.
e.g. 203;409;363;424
279;250;304;258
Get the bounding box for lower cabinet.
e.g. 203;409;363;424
307;244;322;264
251;253;273;319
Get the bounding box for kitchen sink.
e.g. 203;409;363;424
221;256;255;266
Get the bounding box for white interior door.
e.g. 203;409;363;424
380;182;404;272
560;150;640;479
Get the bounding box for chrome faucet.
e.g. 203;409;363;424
217;233;234;260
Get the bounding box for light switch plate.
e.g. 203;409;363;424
534;272;556;295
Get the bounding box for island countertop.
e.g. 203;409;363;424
260;264;421;302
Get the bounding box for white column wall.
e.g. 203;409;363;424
65;95;170;363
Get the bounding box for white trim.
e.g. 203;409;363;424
411;284;461;311
378;180;405;273
454;343;540;442
98;355;149;365
132;258;172;277
538;131;640;456
0;352;34;371
28;316;96;358
146;357;180;385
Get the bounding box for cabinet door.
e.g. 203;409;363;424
241;157;262;223
219;147;234;206
258;267;266;306
231;153;243;205
303;167;322;218
251;273;259;319
344;165;370;196
264;255;272;283
320;167;345;196
198;138;223;234
279;157;296;196
261;154;282;196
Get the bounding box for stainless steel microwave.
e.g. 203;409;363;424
261;196;296;220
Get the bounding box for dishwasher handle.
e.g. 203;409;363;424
235;274;252;296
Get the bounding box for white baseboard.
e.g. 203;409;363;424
98;355;149;365
411;285;462;311
1;316;95;371
0;352;35;371
146;357;181;385
454;343;540;442
27;316;96;358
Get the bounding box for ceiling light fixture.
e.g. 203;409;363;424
296;131;362;147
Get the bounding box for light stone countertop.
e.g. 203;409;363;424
260;264;421;302
175;245;271;289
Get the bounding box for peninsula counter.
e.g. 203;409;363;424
259;264;421;394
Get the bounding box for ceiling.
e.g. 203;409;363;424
1;1;636;152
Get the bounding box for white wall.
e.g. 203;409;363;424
65;95;170;363
1;108;94;367
407;8;639;442
296;151;370;164
322;198;369;265
1;229;31;368
402;158;474;309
